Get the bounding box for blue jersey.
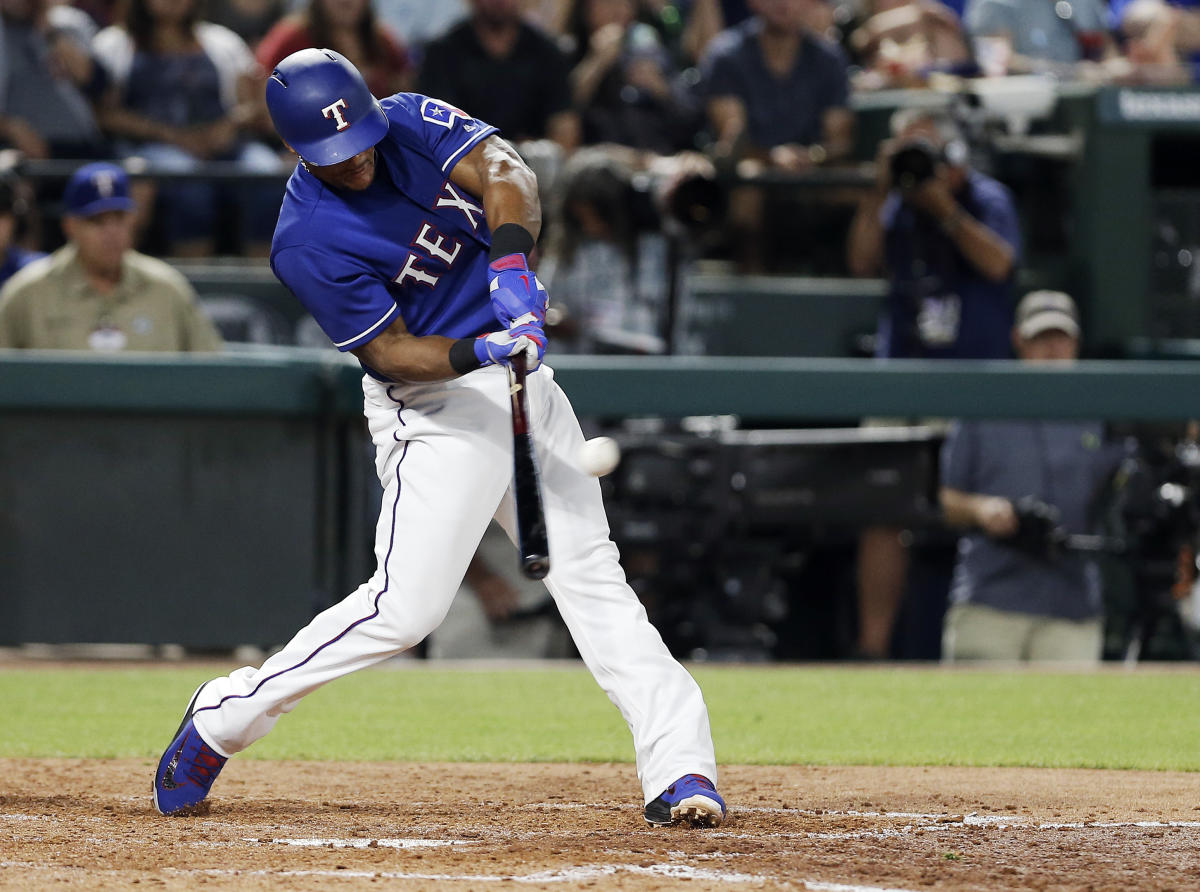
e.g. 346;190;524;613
271;93;498;377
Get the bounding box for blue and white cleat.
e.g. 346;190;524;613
644;774;726;827
153;684;227;816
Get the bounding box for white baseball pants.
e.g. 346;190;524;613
190;363;717;803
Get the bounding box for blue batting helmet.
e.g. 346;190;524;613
266;48;389;167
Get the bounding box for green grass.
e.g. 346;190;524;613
2;664;1199;770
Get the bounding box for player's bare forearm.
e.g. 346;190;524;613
351;316;460;383
449;136;541;241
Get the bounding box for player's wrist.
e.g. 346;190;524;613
488;223;535;264
451;337;487;374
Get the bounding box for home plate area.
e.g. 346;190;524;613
3;760;1199;890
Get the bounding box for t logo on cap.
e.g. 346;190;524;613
93;170;117;198
63;162;136;218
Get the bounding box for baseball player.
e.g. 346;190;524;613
152;48;726;829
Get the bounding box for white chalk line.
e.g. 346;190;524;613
161;863;769;884
11;809;1200;848
171;864;926;889
8;810;1200;891
253;837;471;849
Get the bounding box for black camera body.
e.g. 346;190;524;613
889;138;942;191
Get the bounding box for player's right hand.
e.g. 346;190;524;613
474;323;546;371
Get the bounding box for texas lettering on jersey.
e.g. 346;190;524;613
392;183;484;289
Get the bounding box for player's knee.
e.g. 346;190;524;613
376;596;452;646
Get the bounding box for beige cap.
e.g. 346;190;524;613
1015;290;1080;340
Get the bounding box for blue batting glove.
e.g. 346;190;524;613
488;253;548;328
474;322;547;371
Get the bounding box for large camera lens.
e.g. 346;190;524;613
890;140;940;190
665;174;727;236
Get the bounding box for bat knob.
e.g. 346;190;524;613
522;557;549;580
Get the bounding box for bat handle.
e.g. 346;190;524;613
509;352;530;435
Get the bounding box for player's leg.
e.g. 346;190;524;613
941;602;1033;661
493;368;721;825
1027;616;1103;663
154;372;512;813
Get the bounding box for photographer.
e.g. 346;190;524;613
846;107;1021;659
539;145;717;354
847;107;1020;359
939;292;1129;663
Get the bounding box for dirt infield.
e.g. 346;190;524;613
3;760;1199;890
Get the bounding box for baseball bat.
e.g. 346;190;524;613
508;351;550;579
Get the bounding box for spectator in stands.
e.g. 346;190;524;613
700;0;853;174
540;146;674;354
93;0;284;257
643;0;727;64
698;0;854;271
257;0;412;99
0;162;222;350
963;0;1115;76
1110;0;1192;84
373;0;467;49
566;0;701;153
850;0;973;88
0;0;110;160
846;107;1021;659
417;0;580;153
0;169;44;289
940;291;1127;662
208;0;287;48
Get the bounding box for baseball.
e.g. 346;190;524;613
578;436;621;477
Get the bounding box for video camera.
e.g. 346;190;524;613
1105;424;1200;657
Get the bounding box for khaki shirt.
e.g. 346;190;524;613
0;244;223;352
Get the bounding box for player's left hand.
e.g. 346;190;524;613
488;254;549;328
474;322;547;371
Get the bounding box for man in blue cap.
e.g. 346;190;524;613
0;162;221;351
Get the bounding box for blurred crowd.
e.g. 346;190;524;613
3;0;1196;270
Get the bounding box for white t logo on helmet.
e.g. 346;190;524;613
321;99;351;131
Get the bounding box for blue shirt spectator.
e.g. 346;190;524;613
877;168;1021;358
939;290;1130;663
700;15;850;150
942;417;1119;621
964;0;1110;67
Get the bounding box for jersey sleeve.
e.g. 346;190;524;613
272;245;402;351
940;420;978;492
974;181;1023;263
385;93;498;176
